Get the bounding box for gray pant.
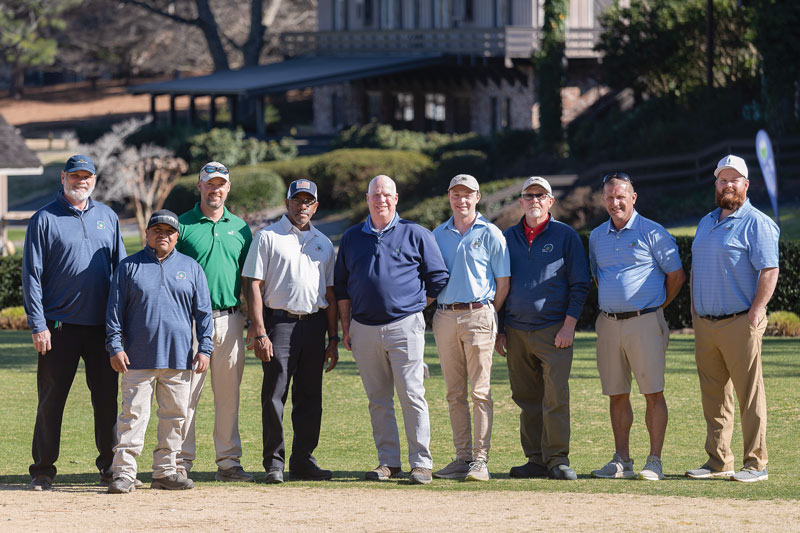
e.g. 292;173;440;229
350;312;432;469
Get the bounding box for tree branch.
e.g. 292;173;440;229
122;0;199;26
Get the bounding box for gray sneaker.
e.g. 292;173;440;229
591;454;635;479
638;455;664;481
365;465;403;481
731;467;768;483
107;477;136;494
215;465;255;482
151;473;194;490
408;467;433;485
685;463;735;479
464;459;490;482
433;459;471;480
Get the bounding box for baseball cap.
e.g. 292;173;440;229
714;154;748;179
287;179;318;200
448;174;480;192
147;209;180;232
64;154;96;174
199;162;230;182
521;176;552;195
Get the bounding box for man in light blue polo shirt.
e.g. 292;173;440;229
588;172;685;481
687;155;779;483
431;174;510;482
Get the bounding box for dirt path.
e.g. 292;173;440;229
1;485;798;532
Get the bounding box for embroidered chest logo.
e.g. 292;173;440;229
542;243;554;253
392;247;402;258
628;241;638;248
724;224;734;231
175;271;187;280
228;230;235;235
470;238;481;249
314;244;322;252
96;221;106;230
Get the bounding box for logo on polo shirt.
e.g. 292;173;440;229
228;230;235;235
724;223;734;231
542;243;553;253
471;238;481;249
392;247;402;258
176;271;187;280
96;221;106;230
628;241;638;248
314;244;322;252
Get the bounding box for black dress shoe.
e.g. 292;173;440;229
509;461;549;479
264;468;284;484
290;463;333;481
548;464;578;480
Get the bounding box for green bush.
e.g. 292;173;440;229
225;170;285;214
331;122;475;156
187;128;297;172
765;311;800;337
0;256;23;309
0;306;27;330
435;150;489;193
163;175;200;215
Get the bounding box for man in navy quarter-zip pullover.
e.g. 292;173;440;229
105;210;213;493
497;176;590;481
22;154;126;491
334;175;449;485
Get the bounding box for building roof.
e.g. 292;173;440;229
128;55;446;97
0;114;42;175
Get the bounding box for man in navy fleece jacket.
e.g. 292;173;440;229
334;175;448;485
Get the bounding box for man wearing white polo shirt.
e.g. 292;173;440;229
687;155;779;483
243;179;339;484
589;172;685;481
431;174;510;482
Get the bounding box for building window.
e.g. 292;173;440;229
454;96;471;133
501;97;511;129
425;93;446;132
393;92;415;126
367;91;382;121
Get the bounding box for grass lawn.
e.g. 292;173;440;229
0;330;797;500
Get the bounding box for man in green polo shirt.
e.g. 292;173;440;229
176;161;254;482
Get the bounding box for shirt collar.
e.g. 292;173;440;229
364;212;399;235
710;198;753;222
57;190;94;214
445;212;487;232
192;203;230;223
144;245;176;263
278;213;316;235
606;210;638;234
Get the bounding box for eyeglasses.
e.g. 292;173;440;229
203;165;229;175
290;197;317;207
521;192;550;201
602;172;631;184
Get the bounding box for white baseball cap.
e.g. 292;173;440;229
714;154;748;179
199;161;230;182
521;176;552;195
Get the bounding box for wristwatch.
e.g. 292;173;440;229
329;335;341;342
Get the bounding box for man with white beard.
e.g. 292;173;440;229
23;154;127;491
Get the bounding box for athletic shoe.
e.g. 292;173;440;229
591;454;635;479
365;465;403;481
549;464;578;480
464;459;490;482
638;455;664;481
107;477;136;494
408;467;433;485
509;461;549;479
215;466;255;482
731;467;768;483
151;473;194;490
433;459;471;480
685;463;735;479
28;475;52;491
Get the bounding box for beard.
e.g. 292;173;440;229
64;182;95;204
527;207;543;219
715;187;746;211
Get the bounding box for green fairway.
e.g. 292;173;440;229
1;330;797;500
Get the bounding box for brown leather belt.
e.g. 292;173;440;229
436;302;489;311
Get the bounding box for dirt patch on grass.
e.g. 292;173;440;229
1;485;798;532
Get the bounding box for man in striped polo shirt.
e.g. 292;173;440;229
588;172;685;481
687;155;779;483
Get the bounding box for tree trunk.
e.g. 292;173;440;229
195;0;231;71
8;64;24;99
243;0;266;67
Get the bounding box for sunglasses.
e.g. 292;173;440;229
290;197;317;207
521;192;550;201
203;165;229;175
602;172;631;184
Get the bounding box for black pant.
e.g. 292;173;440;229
30;322;119;479
262;309;326;471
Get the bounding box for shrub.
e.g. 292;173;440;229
163;175;200;215
401;196;452;231
188;128;297;172
0;256;23;309
0;306;28;330
765;311;800;337
225;170;285;214
435;150;489;193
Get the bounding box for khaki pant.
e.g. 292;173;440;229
505;323;572;468
693;312;768;471
180;310;246;472
432;306;496;462
112;369;191;482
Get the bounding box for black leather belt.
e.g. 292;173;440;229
604;307;659;320
436;302;490;311
212;306;237;318
269;308;320;321
699;310;748;321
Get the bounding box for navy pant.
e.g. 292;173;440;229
261;309;326;471
30;322;119;479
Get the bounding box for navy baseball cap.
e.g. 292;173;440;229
147;209;180;232
64;154;96;174
287;179;318;200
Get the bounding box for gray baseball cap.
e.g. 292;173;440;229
448;174;480;192
521;176;552;195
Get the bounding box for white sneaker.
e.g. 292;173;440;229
464;459;490;482
591;454;635;479
638;455;664;481
433;459;471;479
